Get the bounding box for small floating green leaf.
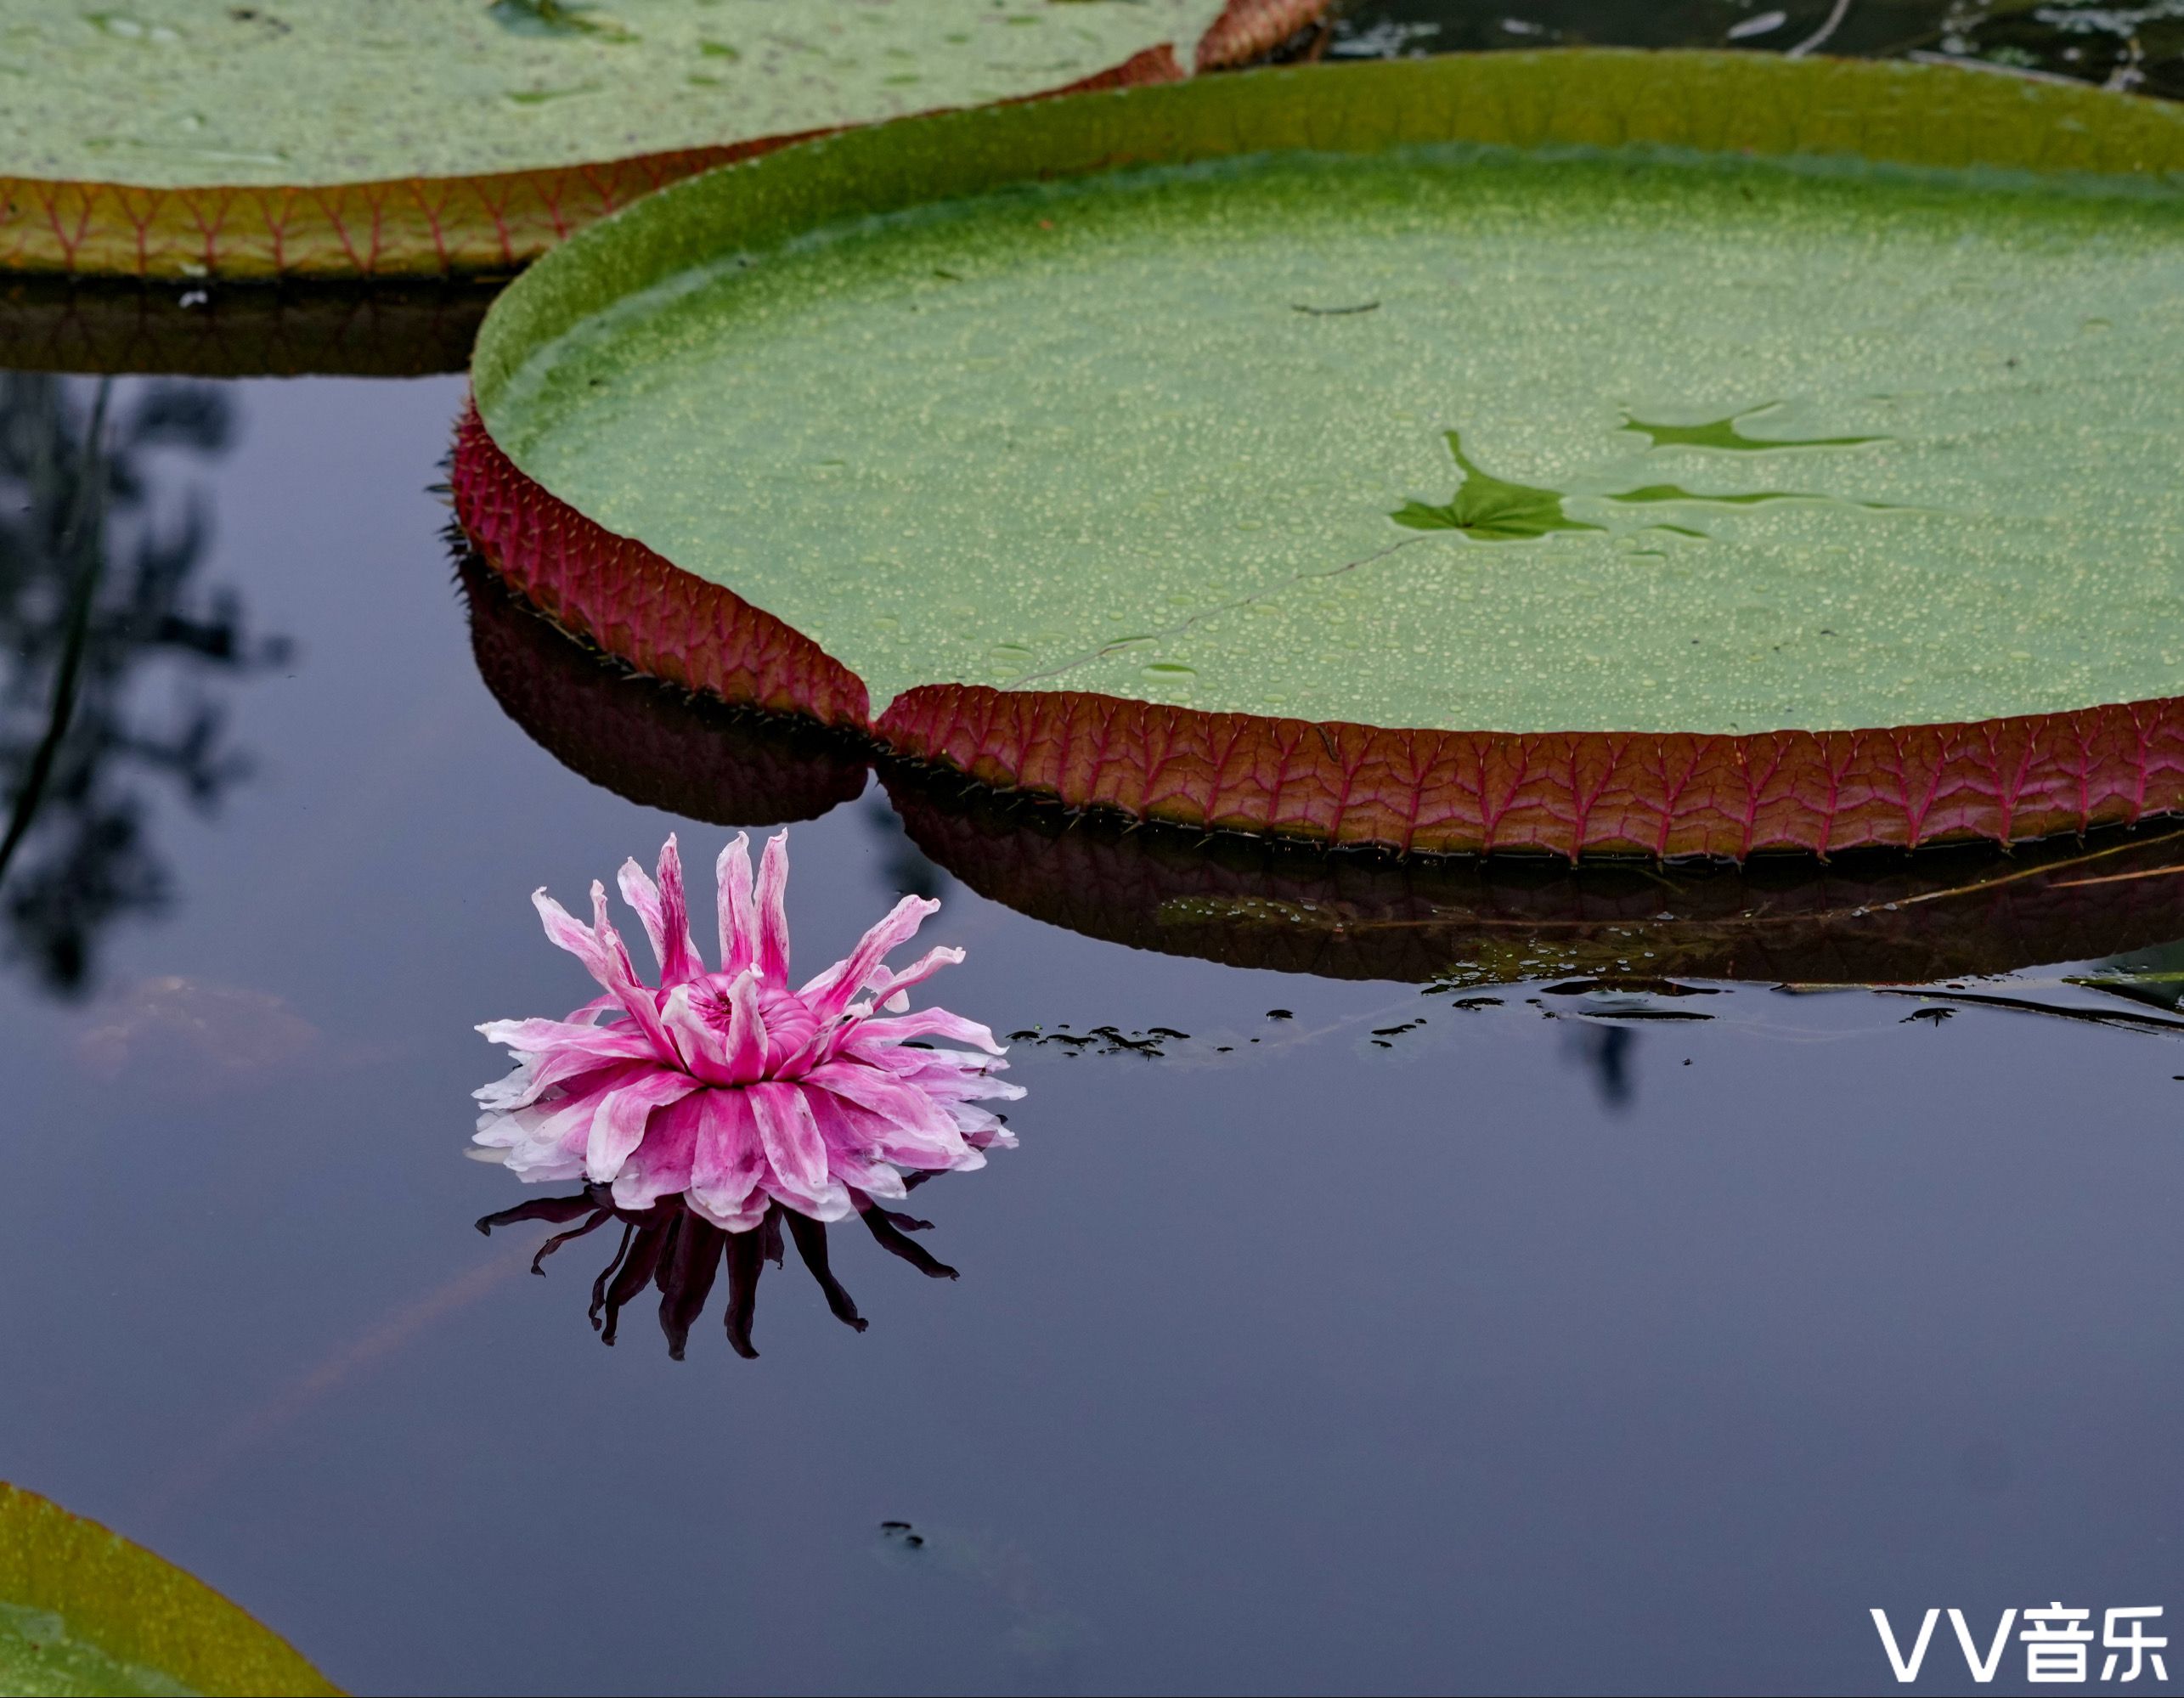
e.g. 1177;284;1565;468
1390;432;1605;541
1620;409;1885;452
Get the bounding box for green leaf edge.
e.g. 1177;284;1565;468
0;1481;340;1697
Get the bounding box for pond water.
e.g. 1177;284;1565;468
4;8;2184;1697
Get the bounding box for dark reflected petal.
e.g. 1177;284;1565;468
859;1206;959;1282
599;1219;672;1346
657;1216;725;1362
722;1231;765;1360
787;1212;869;1334
529;1210;614;1275
490;1185;967;1357
588;1222;636;1336
474;1192;605;1234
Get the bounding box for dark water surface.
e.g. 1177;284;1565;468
5;9;2184;1695
0;369;2180;1695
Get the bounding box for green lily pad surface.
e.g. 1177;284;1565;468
3;0;1227;188
479;54;2184;739
0;1481;337;1695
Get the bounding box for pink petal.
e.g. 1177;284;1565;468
716;833;757;978
720;970;770;1085
688;1190;771;1234
533;883;673;1053
476;1016;655;1059
801;1074;969;1171
764;1174;853;1221
803;1087;913;1199
477;1064;641;1176
862;945;964;1005
475;1046;643;1114
749;1080;851;1216
616;859;666;965
619;836;703;986
851;1007;1004;1056
611;1090;704;1210
860;1044;1021;1098
801;1058;965;1142
584;1069;701;1182
653;836;701;984
754;832;792;983
532;888;618;988
828;1146;908;1199
748;1080;827;1191
658;982;739;1086
804;894;937;1024
765;1013;851;1083
588;880;642;987
950;1105;1018;1148
690;1087;766;1221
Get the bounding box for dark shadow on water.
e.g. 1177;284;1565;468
475;1181;960;1361
863;790;951;903
0;280;499;380
0;371;285;996
458;550;870;829
883;767;2184;989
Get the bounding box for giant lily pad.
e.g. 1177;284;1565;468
0;0;1315;279
457;50;2184;859
0;1479;337;1695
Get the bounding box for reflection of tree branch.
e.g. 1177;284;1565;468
0;373;283;996
0;380;110;891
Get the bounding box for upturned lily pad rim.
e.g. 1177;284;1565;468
456;547;2184;987
460;51;2184;860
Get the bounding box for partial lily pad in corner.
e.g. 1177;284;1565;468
457;50;2184;860
0;1480;338;1695
0;0;1323;279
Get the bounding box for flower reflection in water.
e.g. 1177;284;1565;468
473;829;1018;1350
477;1178;960;1357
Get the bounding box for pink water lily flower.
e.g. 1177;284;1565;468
474;831;1019;1227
